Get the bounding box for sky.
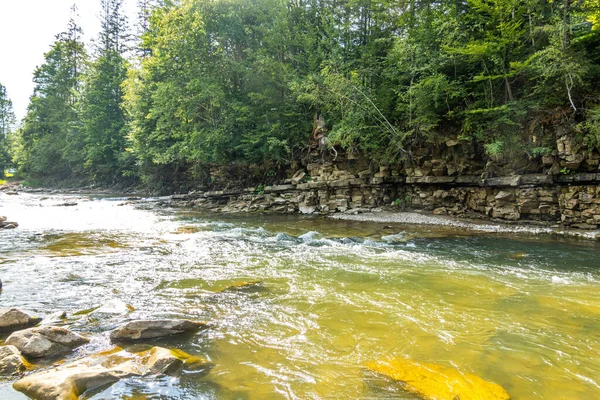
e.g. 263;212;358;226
0;0;138;121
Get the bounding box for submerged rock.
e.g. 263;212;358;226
366;358;510;400
6;326;90;358
110;319;207;342
172;226;202;234
0;308;42;332
57;202;77;207
216;280;264;293
89;299;135;316
13;346;212;400
40;311;68;325
0;345;28;376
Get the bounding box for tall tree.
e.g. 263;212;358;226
18;14;87;180
124;0;313;190
81;0;131;183
0;83;16;177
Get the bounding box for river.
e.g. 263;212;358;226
1;192;600;399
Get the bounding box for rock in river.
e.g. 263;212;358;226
0;345;28;376
6;326;90;358
366;358;510;400
0;216;18;229
13;346;213;400
0;308;42;332
110;319;207;342
216;280;264;293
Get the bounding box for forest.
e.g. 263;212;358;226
1;0;599;190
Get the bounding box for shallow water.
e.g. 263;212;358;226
1;192;600;399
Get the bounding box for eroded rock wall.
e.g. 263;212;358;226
170;130;600;229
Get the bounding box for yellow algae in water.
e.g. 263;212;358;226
172;226;202;234
366;358;510;400
169;348;214;371
509;253;528;260
72;306;101;316
41;233;126;257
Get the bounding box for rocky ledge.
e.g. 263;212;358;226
166;165;600;232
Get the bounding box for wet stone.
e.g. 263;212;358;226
5;326;90;358
110;319;207;342
0;345;27;376
367;358;510;400
13;346;212;400
0;308;42;333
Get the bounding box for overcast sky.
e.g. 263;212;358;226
0;0;138;121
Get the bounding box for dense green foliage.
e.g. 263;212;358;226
11;0;600;188
0;83;16;177
17;18;87;180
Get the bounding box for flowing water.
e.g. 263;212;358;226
1;192;600;399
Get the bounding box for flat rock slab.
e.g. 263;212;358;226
13;346;212;400
110;319;207;342
366;358;510;400
0;308;42;333
6;326;90;358
0;345;28;376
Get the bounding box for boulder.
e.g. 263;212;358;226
366;358;510;400
6;326;90;358
0;308;42;332
110;319;207;342
0;345;28;376
13;346;212;400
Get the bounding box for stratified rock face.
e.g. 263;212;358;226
0;308;42;332
5;326;90;358
13;346;212;400
366;359;510;400
110;319;207;342
0;345;27;376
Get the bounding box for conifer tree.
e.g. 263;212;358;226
81;0;131;183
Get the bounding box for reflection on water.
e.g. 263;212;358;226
1;192;600;399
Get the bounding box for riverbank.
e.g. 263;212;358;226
3;182;600;240
329;210;600;240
